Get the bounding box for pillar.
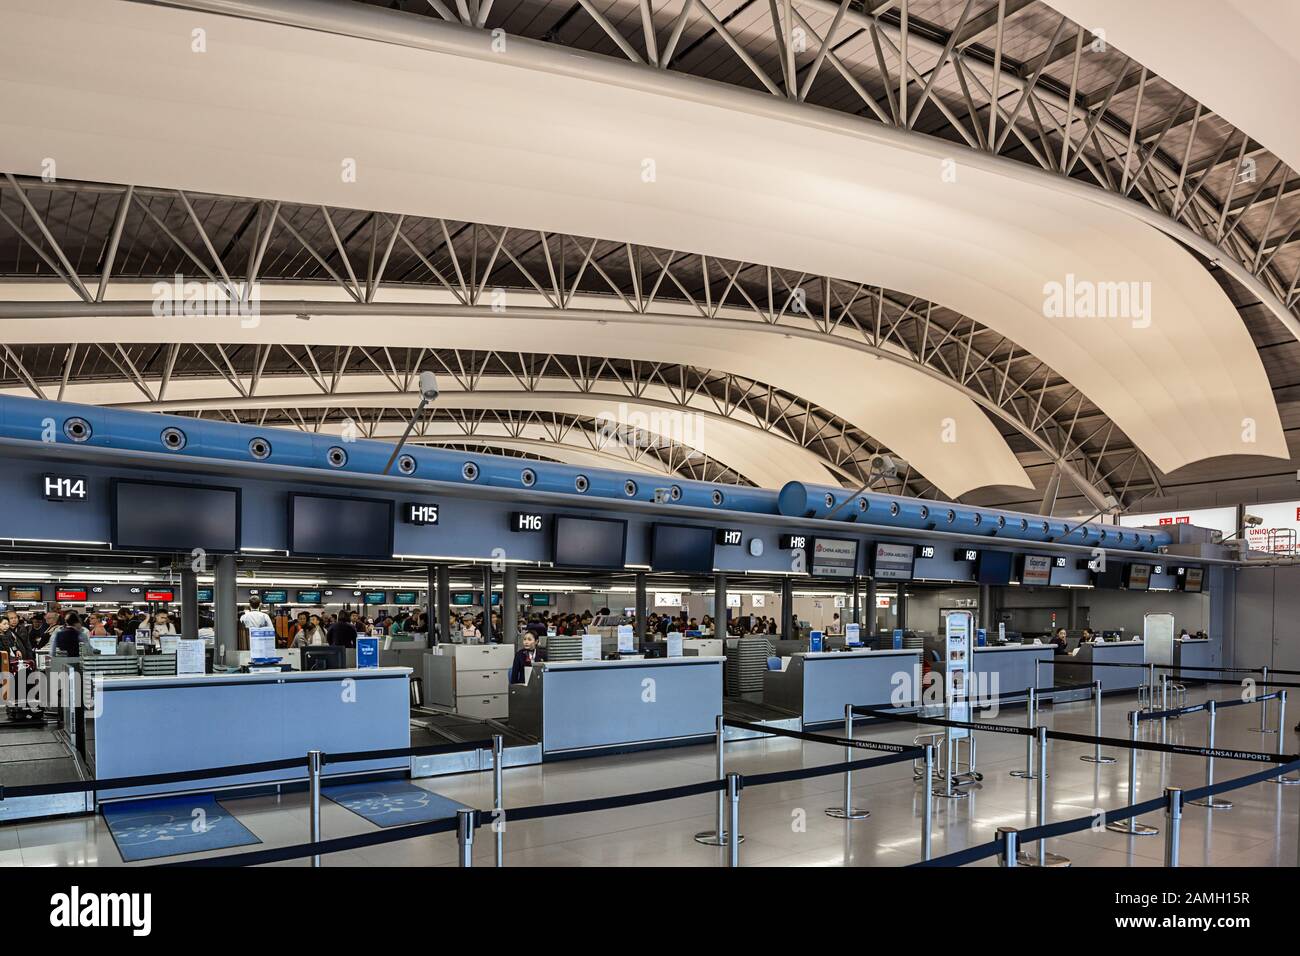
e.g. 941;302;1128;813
503;565;518;646
897;587;908;630
481;565;494;643
214;553;237;664
635;571;647;642
851;576;861;626
979;583;992;630
714;573;727;642
433;564;450;644
179;567;198;640
781;576;794;638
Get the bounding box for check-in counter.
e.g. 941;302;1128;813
509;657;722;756
971;644;1056;701
763;649;919;726
1173;637;1217;681
1058;640;1146;691
86;667;411;801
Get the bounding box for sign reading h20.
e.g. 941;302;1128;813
44;473;88;501
404;502;439;526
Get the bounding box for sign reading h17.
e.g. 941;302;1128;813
511;512;547;533
716;528;743;546
404;503;439;526
44;473;87;501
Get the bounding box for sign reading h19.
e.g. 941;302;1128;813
404;503;439;526
511;512;547;533
716;528;743;547
44;474;87;501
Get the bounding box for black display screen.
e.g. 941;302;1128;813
650;523;715;573
975;550;1014;585
553;515;628;569
1182;567;1205;593
289;493;394;559
112;480;241;553
1125;563;1152;591
1092;560;1125;589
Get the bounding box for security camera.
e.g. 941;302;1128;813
418;371;439;402
1244;514;1263;527
870;454;899;479
653;488;672;504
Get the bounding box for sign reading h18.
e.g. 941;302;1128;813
44;474;87;501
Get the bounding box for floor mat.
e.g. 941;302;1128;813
323;779;469;828
103;794;262;862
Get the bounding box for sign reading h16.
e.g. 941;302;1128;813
511;512;547;533
404;503;439;526
44;474;87;501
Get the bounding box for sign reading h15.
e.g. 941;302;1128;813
511;512;547;533
404;503;439;526
44;473;88;501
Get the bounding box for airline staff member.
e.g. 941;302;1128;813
509;631;546;684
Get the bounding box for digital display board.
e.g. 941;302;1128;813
872;542;915;581
1020;554;1053;587
145;590;174;602
452;592;475;606
1182;567;1205;593
530;593;552;607
260;590;287;604
7;587;42;602
197;588;214;602
363;591;386;605
975;551;1014;585
1125;563;1152;591
553;515;628;569
112;480;241;553
394;591;418;605
650;523;715;574
296;590;322;604
289;494;394;559
810;538;858;578
55;588;87;602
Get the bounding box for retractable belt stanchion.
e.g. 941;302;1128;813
696;715;742;845
1188;700;1233;810
998;827;1019;867
1272;691;1300;785
827;703;869;819
1107;710;1159;835
307;749;322;868
726;773;742;868
1163;788;1182;867
1010;686;1039;779
1161;674;1169;735
1145;662;1155;710
456;808;475;867
492;734;505;866
1253;666;1277;733
922;744;934;862
1081;680;1116;764
1018;726;1070;867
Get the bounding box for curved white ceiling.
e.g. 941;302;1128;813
0;281;1022;497
6;371;840;487
1044;0;1300;175
0;0;1286;481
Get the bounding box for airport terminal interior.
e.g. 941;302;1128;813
0;0;1299;873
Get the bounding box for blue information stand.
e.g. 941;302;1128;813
356;636;379;669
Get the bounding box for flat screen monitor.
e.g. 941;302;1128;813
363;591;386;605
872;542;915;581
451;592;474;606
289;493;394;559
300;644;345;672
260;590;287;604
975;550;1014;585
394;591;418;605
196;588;214;602
1019;554;1052;587
1125;563;1152;591
112;480;241;553
55;588;87;603
650;523;715;574
296;590;322;604
553;515;628;569
810;537;858;578
1092;560;1124;589
530;593;552;607
7;586;42;602
89;636;117;655
1182;567;1204;593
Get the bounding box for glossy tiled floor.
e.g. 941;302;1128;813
2;687;1297;867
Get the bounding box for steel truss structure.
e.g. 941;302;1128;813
0;176;1164;509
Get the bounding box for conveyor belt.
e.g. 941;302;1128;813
723;698;800;724
0;725;90;822
407;708;540;776
0;742;68;763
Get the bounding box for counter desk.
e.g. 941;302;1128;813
970;644;1056;702
508;657;722;756
86;667;412;801
763;649;919;727
1173;638;1218;681
1057;640;1146;692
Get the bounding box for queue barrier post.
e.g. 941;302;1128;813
1010;686;1039;780
1188;700;1233;810
1017;726;1070;867
826;703;869;820
1163;788;1182;867
1160;674;1169;737
695;714;741;846
997;826;1018;868
726;773;742;868
1145;662;1156;711
307;749;322;868
492;734;505;866
1080;681;1116;765
922;744;934;861
456;808;475;867
1273;691;1300;785
1106;710;1158;835
1253;666;1276;734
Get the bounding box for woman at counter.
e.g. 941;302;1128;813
509;631;547;684
1049;628;1069;654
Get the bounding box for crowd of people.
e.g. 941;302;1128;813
0;606;180;660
